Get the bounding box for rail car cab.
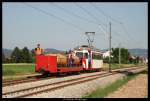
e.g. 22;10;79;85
35;55;58;74
74;49;103;71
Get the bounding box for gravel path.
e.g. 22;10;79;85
106;74;148;98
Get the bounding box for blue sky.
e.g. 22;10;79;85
2;2;148;51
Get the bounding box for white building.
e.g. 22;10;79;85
102;50;113;58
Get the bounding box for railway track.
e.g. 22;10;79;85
2;65;145;87
2;74;52;87
2;66;146;98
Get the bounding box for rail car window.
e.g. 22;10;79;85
92;53;102;60
76;52;83;58
84;53;88;59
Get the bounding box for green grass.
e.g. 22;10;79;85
83;69;147;98
103;63;145;71
3;64;35;76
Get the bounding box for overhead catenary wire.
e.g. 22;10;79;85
51;3;101;26
90;4;131;40
24;3;121;47
52;2;130;48
82;3;130;48
99;24;130;49
90;3;122;24
120;23;144;47
23;3;86;32
89;3;143;49
75;3;132;48
24;3;136;49
74;3;107;30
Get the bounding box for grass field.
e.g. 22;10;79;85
83;69;147;98
102;63;145;71
3;63;35;76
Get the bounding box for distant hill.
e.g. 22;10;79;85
128;48;148;58
44;48;65;54
101;48;147;58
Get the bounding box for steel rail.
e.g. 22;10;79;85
2;66;146;98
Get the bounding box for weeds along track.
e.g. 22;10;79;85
2;66;146;98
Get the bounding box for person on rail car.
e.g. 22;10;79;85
67;50;74;67
34;44;43;55
88;49;92;68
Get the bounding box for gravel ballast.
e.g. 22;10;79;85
3;71;107;94
3;67;147;98
26;73;127;98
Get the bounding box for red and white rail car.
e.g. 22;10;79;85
74;49;103;71
35;49;103;75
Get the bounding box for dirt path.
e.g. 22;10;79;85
106;74;148;98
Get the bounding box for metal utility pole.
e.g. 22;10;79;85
85;32;95;48
119;43;121;68
109;22;111;72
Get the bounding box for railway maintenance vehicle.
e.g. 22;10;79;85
35;45;103;76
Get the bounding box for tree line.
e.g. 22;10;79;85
2;47;139;64
103;48;139;64
3;47;35;63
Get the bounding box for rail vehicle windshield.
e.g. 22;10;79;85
76;52;89;59
76;52;83;58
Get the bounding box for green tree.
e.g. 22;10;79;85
11;47;21;63
112;48;130;64
31;49;35;63
21;47;32;63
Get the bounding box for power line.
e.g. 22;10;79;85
74;3;107;30
88;3;133;47
88;3;144;49
90;3;128;38
52;3;115;44
120;23;144;47
68;3;129;47
90;3;142;49
52;2;124;42
98;24;130;48
51;3;100;26
24;3;135;49
23;3;86;32
75;3;101;24
52;3;120;47
90;3;122;24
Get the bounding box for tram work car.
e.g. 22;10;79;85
35;49;103;75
